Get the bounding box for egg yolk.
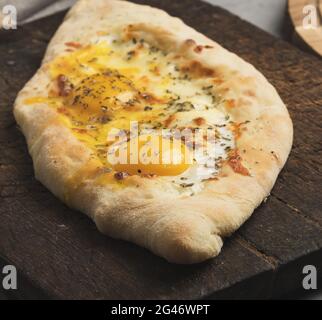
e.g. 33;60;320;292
68;71;138;119
108;135;192;176
43;42;200;180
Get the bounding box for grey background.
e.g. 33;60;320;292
2;0;288;38
0;0;321;300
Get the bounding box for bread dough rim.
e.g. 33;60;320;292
13;0;293;264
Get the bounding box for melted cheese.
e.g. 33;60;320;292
25;35;235;191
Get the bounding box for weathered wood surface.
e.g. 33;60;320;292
0;0;321;299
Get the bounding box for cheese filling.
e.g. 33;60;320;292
26;34;235;190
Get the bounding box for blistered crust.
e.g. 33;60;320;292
14;0;293;264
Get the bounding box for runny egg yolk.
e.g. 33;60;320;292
43;42;210;180
109;135;192;176
68;71;138;119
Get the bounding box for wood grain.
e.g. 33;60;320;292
0;0;321;299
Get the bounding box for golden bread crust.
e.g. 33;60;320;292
14;0;293;263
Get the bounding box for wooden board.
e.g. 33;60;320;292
0;0;322;300
288;0;322;57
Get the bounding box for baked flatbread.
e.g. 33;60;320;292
14;0;293;264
